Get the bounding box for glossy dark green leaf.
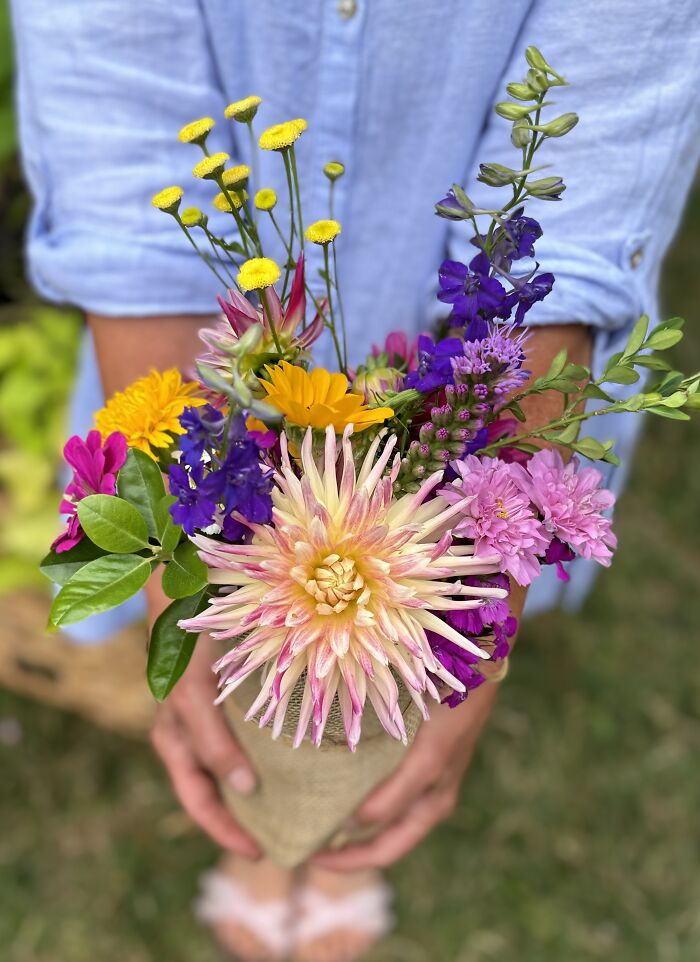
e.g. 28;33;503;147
49;554;152;626
40;539;108;586
77;494;150;553
154;495;182;554
161;541;208;600
147;591;209;700
116;448;166;538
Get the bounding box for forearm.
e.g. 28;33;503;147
86;312;215;397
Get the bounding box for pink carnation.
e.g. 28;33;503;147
372;331;420;371
53;430;128;553
523;449;617;566
440;455;549;586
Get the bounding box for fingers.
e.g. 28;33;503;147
151;712;261;858
169;660;258;793
312;787;458;871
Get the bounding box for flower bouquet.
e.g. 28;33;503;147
42;48;700;865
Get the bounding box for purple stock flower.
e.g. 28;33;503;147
168;462;218;535
53;430;128;553
426;631;486;708
445;574;512;636
503;272;555;325
177;403;225;470
405;335;463;393
201;414;274;528
438;253;510;330
490;207;542;269
543;537;577;582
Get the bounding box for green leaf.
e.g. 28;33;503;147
154;495;182;554
116;448;166;538
602;450;621;465
544;348;568;381
561;363;590;381
507;400;527;422
658;372;684;395
161;541;208;600
633;355;672;372
40;539;108;586
549;422;579;444
77;495;150;553
684;393;700;410
602;366;640;385
644;329;684;351
659;391;688;409
147;591;209;701
49;554;152;627
580;384;614;403
571;437;608;460
646;405;691;421
621;314;649;358
546;378;582;393
603;351;624;374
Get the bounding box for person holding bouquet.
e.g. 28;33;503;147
10;1;700;961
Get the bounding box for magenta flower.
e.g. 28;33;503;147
523;449;617;566
372;330;420;372
53;430;128;553
440;455;549;586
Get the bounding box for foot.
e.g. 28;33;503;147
195;855;296;961
292;866;393;962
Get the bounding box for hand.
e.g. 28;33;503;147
147;577;261;858
311;586;527;871
310;681;499;871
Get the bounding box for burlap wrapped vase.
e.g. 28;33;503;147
221;671;422;868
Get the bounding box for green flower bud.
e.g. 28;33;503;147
511;119;533;149
477;163;520;187
506;81;537;102
536;112;579;138
323;161;345;182
527;176;566;200
525;46;548;71
180;206;206;228
495;101;533;121
526;68;551;93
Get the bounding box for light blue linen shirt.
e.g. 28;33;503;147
10;0;700;639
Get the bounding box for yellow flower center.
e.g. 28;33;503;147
192;152;230;179
305;219;341;245
304;554;366;614
224;95;262;122
151;186;183;212
178;117;215;144
237;256;281;291
495;497;509;520
258;119;307;151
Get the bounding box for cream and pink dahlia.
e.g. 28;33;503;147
180;426;506;749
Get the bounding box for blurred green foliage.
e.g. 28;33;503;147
0;2;81;591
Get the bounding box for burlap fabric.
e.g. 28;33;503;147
221;671;422;868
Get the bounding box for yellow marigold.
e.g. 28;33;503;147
305;219;341;245
151;186;183;213
178;117;215;145
237;257;281;291
224;95;262;123
323;161;345;181
254;188;277;211
222;164;251;188
258;120;306;151
193;152;230;180
213;190;247;212
261;361;393;433
180;206;205;228
94;369;205;459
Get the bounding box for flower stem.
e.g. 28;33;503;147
258;286;284;356
177;220;230;289
289;144;305;253
281;150;297;298
323;244;346;374
331;242;348;370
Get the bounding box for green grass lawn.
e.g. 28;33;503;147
2;195;700;961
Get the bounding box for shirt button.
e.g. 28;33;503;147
629;246;644;269
337;0;357;19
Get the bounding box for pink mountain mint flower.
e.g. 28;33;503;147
439;455;549;586
179;426;507;750
522;448;617;565
53;430;128;553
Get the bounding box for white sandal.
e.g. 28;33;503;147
293;879;394;947
195;868;292;958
